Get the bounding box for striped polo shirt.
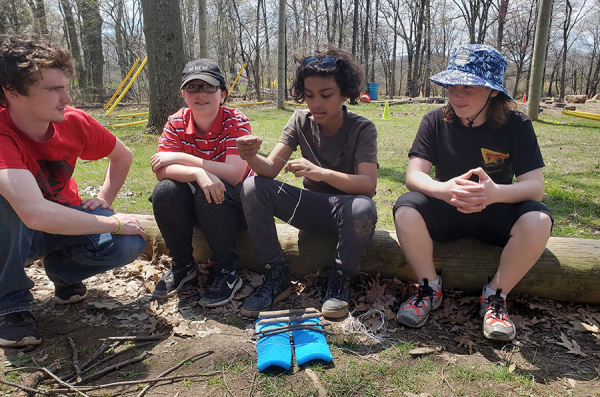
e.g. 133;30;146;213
158;106;254;182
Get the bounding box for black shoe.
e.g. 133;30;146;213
200;269;242;307
241;263;290;318
0;311;42;348
153;263;197;299
54;282;88;304
322;269;351;318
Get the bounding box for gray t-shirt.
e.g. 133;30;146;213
278;106;378;195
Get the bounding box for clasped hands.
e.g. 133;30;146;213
446;167;499;213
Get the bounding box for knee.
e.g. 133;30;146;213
394;206;423;232
512;211;553;239
151;179;179;204
351;196;377;239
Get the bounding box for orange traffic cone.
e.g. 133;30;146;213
522;94;527;103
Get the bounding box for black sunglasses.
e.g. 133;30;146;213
184;83;219;93
302;56;339;70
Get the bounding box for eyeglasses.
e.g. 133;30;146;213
184;83;219;93
302;56;339;70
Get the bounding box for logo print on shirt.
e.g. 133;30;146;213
36;159;74;206
481;148;509;167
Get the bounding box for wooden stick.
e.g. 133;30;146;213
0;379;53;395
66;341;156;383
52;372;224;393
135;350;214;397
257;313;322;326
75;351;151;385
100;335;163;342
258;308;319;318
40;368;90;397
68;337;83;383
255;324;333;339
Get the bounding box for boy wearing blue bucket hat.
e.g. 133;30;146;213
393;44;553;341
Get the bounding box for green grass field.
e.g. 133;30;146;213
80;102;600;239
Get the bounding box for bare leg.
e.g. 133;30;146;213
394;206;437;282
489;211;552;294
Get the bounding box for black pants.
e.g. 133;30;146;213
150;179;246;271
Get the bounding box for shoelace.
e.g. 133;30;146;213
410;284;434;306
254;279;276;298
486;296;507;319
209;271;230;290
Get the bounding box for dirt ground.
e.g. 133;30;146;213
2;254;600;396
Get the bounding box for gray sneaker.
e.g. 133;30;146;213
397;278;442;328
322;270;351;318
153;263;197;299
480;289;516;341
0;312;42;348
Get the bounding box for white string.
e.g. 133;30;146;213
338;309;391;346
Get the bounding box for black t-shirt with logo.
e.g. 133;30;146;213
409;107;544;184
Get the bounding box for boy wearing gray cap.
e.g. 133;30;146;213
393;44;553;341
150;59;253;306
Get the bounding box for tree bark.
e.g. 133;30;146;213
140;0;185;134
77;0;104;102
137;215;600;305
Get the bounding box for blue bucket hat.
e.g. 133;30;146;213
429;44;512;100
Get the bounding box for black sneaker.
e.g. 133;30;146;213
55;281;88;304
153;263;197;299
200;269;242;307
0;311;42;348
241;264;290;318
322;269;352;318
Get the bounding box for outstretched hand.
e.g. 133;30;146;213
236;135;263;161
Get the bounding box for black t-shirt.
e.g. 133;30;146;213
409;107;544;184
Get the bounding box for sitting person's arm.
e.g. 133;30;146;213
0;169;145;236
406;156;545;214
236;136;293;179
83;138;133;211
150;151;248;187
284;159;377;197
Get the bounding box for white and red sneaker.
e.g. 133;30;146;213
480;289;516;341
397;278;442;328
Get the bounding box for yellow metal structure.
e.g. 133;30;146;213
104;58;141;110
561;110;600;121
116;111;149;118
284;101;308;107
106;57;148;116
108;119;148;129
229;63;246;93
230;101;266;107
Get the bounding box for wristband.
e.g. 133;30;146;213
111;215;122;234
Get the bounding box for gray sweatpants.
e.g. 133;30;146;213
241;176;377;274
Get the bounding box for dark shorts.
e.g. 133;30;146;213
393;191;553;247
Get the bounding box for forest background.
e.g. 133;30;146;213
2;0;600;126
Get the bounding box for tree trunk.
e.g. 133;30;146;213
137;215;600;305
141;0;185;134
59;0;85;90
77;0;104;102
198;0;208;58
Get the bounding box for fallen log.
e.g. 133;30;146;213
137;214;600;305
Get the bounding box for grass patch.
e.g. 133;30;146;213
80;103;600;238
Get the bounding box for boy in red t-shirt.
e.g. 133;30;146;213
0;32;146;348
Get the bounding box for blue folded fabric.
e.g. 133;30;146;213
255;321;292;371
292;318;332;366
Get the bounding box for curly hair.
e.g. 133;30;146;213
289;46;364;103
0;32;74;108
443;91;517;129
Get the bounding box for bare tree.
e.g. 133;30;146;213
25;0;48;34
451;0;494;43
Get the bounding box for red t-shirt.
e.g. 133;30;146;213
0;106;117;206
158;106;254;182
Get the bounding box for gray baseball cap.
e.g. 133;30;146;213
180;59;225;90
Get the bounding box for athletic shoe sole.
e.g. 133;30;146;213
240;287;291;318
397;293;443;328
200;277;243;308
0;335;42;348
483;327;516;341
54;290;88;305
152;269;197;299
321;303;349;319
